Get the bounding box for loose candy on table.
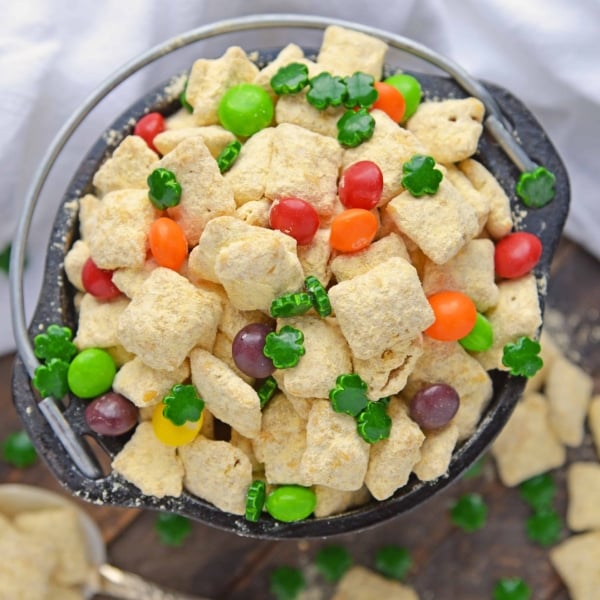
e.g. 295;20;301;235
67;348;116;399
154;513;192;547
147;168;182;210
494;232;542;279
519;473;556;511
336;107;376;147
218;83;274;137
383;73;422;120
401;154;443;197
450;492;488;533
81;257;121;299
338;160;383;210
372;81;406;122
493;578;532;600
329;208;378;253
265;485;317;522
425;290;477;342
33;324;77;363
269;196;320;246
374;545;412;581
525;507;562;547
459;312;494;352
134;112;165;153
270;62;309;95
245;479;267;522
263;326;306;369
1;430;38;468
314;545;353;583
216;140;242;173
149;217;188;271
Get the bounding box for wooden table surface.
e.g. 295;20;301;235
1;236;598;600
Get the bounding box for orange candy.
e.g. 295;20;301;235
149;217;188;271
425;291;477;341
330;208;378;253
372;81;406;123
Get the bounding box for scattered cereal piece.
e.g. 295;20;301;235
332;565;419;600
491;393;565;487
545;356;594;447
74;294;129;350
313;485;371;519
443;163;490;233
566;462;600;531
179;437;253;516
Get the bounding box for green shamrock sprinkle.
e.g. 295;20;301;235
34;324;77;363
147;168;182;209
263;326;306;369
315;545;353;583
269;566;306;600
329;373;369;417
519;473;556;511
32;358;70;399
493;577;532;600
344;72;378;108
374;545;412;581
462;455;486;480
401;154;443;197
270;62;309;95
304;275;332;317
516;166;556;208
337;108;376;148
450;493;488;532
216;140;242;173
245;479;267;522
154;513;192;546
306;72;347;109
162;384;204;426
0;242;11;275
1;431;37;468
356;401;392;444
270;292;314;318
502;336;543;377
257;376;278;408
526;508;562;547
179;78;193;113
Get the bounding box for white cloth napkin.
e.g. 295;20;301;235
2;0;599;355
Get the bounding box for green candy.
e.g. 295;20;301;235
154;513;192;546
270;292;314;318
266;485;316;522
67;348;116;399
2;431;38;468
304;275;331;317
519;473;556;511
147;168;182;209
269;566;306;600
218;83;274;137
384;73;422;120
257;376;278;408
450;493;488;532
526;507;562;547
459;312;494;352
493;578;531;600
374;545;412;581
216;140;242;173
315;545;353;583
245;479;267;522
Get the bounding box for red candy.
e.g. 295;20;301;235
81;257;121;299
134;112;165;153
339;161;383;210
269;197;320;245
494;232;542;279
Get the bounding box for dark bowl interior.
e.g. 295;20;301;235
11;48;570;539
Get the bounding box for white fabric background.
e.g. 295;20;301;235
1;0;599;355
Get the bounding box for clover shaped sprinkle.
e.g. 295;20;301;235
315;545;353;583
502;335;543;377
270;62;309;95
257;376;278;408
179;78;193;113
306;72;347;109
270;292;313;318
525;507;562;547
344;72;378;108
2;431;38;468
34;324;77;363
516;166;556;208
329;373;369;417
216;140;242;173
357;401;392;444
32;358;70;399
493;578;532;600
245;479;267;522
162;384;204;426
263;325;305;369
337;108;375;148
0;242;11;275
147;168;182;209
450;492;488;532
304;275;332;317
401;154;443;197
374;545;412;581
154;513;192;547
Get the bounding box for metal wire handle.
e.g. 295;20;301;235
9;13;538;478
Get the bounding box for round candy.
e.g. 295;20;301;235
459;313;494;352
269;197;320;245
232;323;276;379
81;257;121;300
67;348;116;399
265;485;316;522
330;208;378;253
371;81;406;122
338;161;383;210
383;73;422;120
218;83;274;137
84;392;138;436
425;291;477;341
494;231;542;279
149;217;188;271
152;403;203;447
409;383;460;430
134;112;165;153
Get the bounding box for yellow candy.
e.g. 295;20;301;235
151;403;203;447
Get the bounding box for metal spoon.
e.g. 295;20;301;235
0;484;208;600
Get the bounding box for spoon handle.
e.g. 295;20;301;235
97;564;210;600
